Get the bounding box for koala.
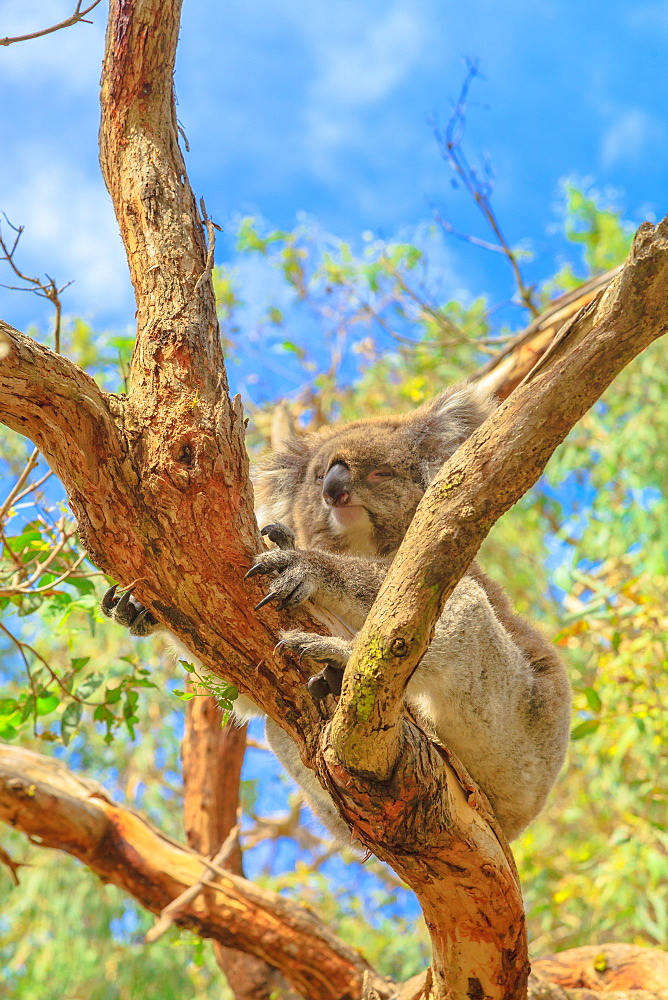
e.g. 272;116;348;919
103;382;571;842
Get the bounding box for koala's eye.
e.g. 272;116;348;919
314;471;324;483
368;466;393;481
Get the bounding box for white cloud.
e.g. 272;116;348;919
309;6;424;109
1;148;134;326
301;1;427;171
600;109;667;169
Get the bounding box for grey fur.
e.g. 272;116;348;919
102;382;571;843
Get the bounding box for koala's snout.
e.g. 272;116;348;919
322;462;351;507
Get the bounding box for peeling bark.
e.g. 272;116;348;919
473;267;621;401
532;944;668;993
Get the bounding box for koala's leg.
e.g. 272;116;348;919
407;575;571;840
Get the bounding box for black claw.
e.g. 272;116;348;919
115;589;133;615
244;564;264;580
132;608;156;631
276;585;302;612
254;591;279;611
101;584;119;616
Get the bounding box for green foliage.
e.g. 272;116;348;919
517;567;668;951
503;337;668;950
563;184;634;274
175;658;238;722
0;839;230;1000
216;216;495;447
543;183;635;298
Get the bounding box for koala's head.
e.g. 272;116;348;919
255;382;495;557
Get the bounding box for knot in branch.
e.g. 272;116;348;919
390;637;408;657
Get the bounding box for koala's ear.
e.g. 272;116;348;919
408;381;496;467
253;437;313;527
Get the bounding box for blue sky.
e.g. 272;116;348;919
1;0;667;343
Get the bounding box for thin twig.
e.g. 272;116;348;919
0;448;40;523
193;198;217;295
0;622;40;734
432;60;540;318
145;824;241;943
383;260;464;339
0;216;71;352
10;469;53;508
0;843;25;886
0;0;103;46
1;551;86;598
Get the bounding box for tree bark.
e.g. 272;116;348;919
182;697;301;998
0;744;391;1000
532;944;668;993
474;267;621;400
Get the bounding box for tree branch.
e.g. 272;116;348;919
182;699;298;998
0;744;391;1000
320;218;668;996
474;266;622;400
330;219;668;779
99;0;223;403
0;1;103;47
0;316;330;751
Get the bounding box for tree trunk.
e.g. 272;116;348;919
183;696;301;998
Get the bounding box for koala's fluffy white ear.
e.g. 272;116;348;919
409;382;496;465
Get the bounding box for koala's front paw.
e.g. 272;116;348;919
245;549;317;612
277;630;352;702
260;522;295;551
101;585;159;637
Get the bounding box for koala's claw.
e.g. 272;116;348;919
101;584;119;616
245;549;315;612
260;522;295;551
254;589;285;611
100;584;159;637
254;581;311;613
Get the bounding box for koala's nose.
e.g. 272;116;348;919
322;462;351;507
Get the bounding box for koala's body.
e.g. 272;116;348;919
103;383;571;842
